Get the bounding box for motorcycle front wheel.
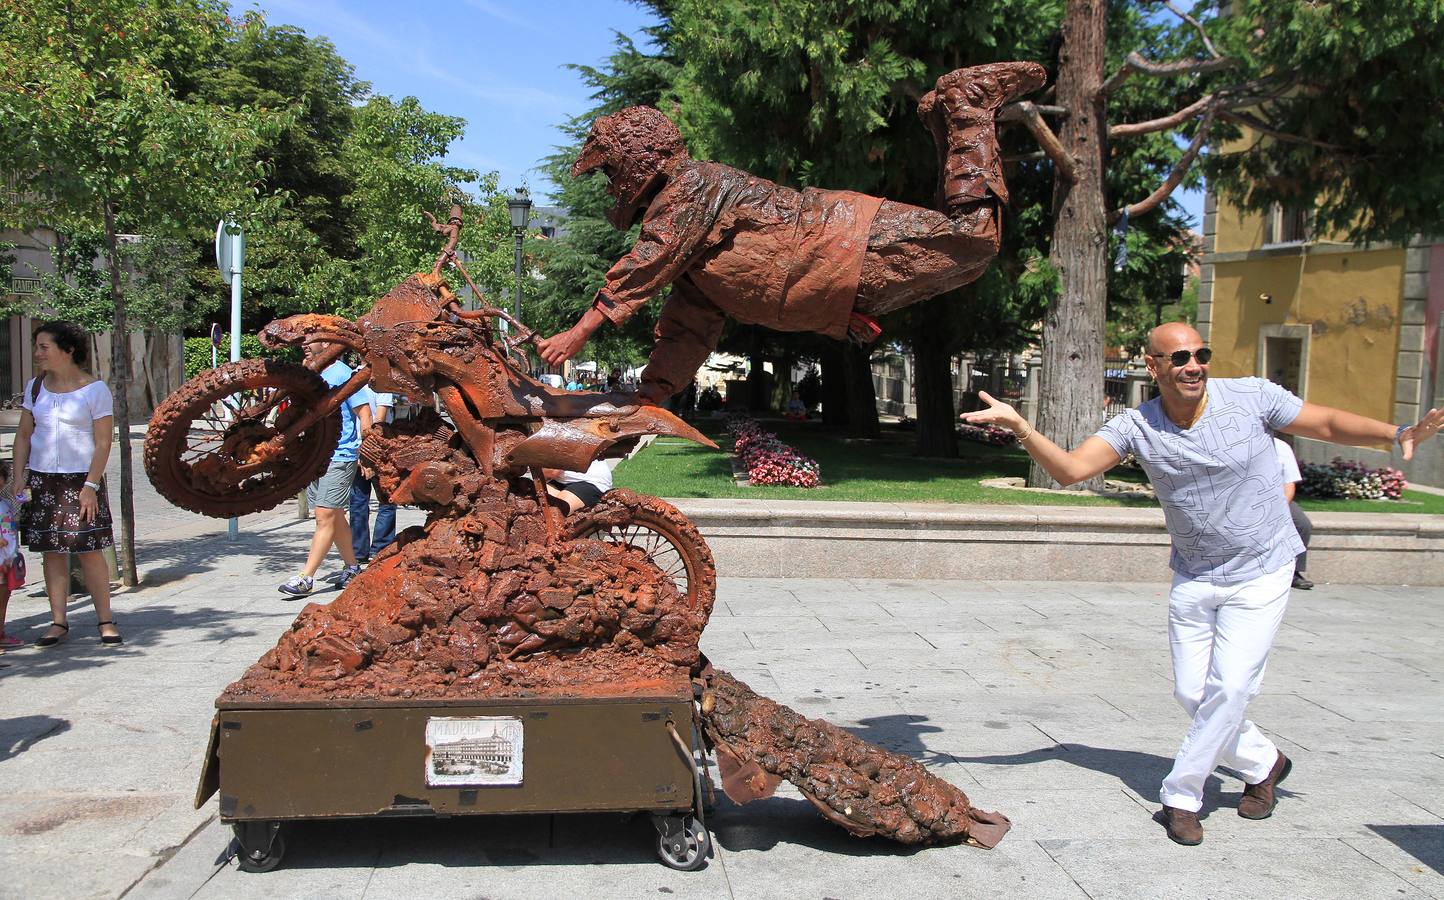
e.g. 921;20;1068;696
568;489;717;618
144;359;341;518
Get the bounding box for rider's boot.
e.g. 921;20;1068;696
917;61;1047;213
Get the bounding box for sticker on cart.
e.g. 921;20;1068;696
425;716;524;787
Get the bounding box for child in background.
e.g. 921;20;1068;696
0;462;23;650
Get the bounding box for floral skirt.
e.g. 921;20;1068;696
22;471;114;554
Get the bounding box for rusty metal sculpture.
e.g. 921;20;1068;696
146;204;1011;857
537;61;1049;400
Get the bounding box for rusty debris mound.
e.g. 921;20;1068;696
225;494;706;702
700;670;1011;848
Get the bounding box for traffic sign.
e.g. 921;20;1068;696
215;219;245;281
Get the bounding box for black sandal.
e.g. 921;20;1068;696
97;620;123;647
35;622;69;648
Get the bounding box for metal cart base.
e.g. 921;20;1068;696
196;673;709;871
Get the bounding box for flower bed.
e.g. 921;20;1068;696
1299;457;1407;501
957;422;1018;447
726;416;821;487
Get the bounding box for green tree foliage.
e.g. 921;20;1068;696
1200;0;1444;244
290;95;512;319
186;14;517;325
0;0;291;585
34;232;206;335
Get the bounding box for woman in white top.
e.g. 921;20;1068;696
12;321;120;647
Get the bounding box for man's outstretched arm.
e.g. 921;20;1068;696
960;391;1122;486
1281;402;1444;460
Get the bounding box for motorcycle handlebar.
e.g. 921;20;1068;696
428;203;465;274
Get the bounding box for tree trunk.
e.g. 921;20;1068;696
771;349;795;411
913;343;958;458
844;343;880;439
1030;0;1109;490
820;341;848;428
102;200;138;586
745;329;769;411
911;295;960;458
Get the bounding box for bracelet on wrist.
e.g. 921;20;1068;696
1395;423;1410;446
1014;425;1034;442
83;480;100;492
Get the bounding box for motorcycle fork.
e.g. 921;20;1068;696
436;386;495;478
528;466;564;545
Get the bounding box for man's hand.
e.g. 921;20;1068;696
1400;406;1444;460
537;327;589;367
959;390;1027;434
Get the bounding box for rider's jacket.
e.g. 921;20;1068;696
590;159;883;398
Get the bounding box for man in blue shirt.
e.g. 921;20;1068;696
962;322;1443;846
346;390;396;566
278;346;375;597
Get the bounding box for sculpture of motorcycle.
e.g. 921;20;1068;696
144;206;717;608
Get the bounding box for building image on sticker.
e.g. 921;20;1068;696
432;730;514;776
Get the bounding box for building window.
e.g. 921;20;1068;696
1264;202;1311;246
1257;324;1311;400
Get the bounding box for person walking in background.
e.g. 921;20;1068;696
12;321;120;647
346;390;396;569
961;321;1443;846
278;344;374;597
1273;436;1314;590
0;463;23;651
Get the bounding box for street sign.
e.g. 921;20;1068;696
215;219;245;281
215;219;246;540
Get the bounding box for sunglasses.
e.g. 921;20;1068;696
1150;347;1212;367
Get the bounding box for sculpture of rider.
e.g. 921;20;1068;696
537;61;1048;402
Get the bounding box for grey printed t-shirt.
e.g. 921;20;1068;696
1095;377;1305;584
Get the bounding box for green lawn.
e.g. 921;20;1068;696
615;418;1444;514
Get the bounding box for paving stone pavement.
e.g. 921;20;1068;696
0;456;1441;898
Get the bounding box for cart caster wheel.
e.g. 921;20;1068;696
233;822;285;873
654;815;709;871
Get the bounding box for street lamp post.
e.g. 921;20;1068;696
506;187;533;325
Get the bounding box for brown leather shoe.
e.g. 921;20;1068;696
1238;752;1292;819
1158;805;1203;845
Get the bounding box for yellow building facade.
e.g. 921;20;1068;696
1200;193;1443;486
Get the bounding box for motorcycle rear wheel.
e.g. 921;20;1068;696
144;359;341;518
568;489;716;617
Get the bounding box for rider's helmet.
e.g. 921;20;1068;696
572;106;690;230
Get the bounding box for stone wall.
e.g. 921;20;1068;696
670;499;1444;586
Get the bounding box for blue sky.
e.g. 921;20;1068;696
243;0;662;203
242;0;1202;227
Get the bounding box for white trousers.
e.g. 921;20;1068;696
1159;563;1291;812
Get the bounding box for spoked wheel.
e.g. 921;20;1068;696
144;359;341;518
568;489;716;617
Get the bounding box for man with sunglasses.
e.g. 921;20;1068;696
962;321;1443;846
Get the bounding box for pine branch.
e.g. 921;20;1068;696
1110;108;1216;223
1220;110;1343;152
1110;93;1216;138
1160;1;1222;59
1102;51;1237;96
999;101;1078;183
